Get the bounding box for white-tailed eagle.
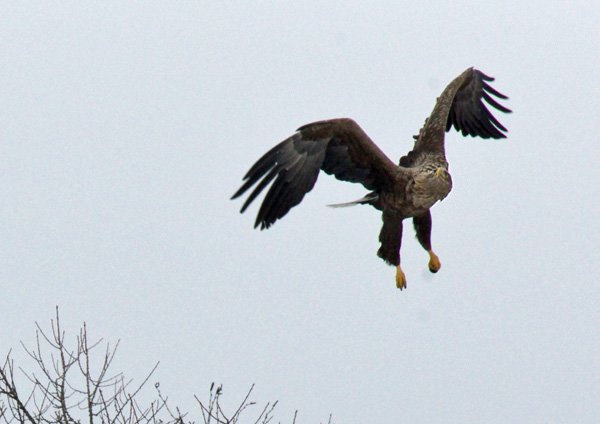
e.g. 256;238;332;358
232;68;511;289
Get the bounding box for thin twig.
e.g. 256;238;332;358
110;362;160;423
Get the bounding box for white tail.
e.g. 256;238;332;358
327;193;378;208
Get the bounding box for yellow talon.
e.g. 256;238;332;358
396;266;407;290
428;250;441;273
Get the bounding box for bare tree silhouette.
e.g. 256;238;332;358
1;308;332;424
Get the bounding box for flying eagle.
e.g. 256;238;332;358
232;67;510;289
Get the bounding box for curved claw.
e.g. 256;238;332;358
396;266;407;290
428;250;441;273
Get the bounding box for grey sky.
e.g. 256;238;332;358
1;2;599;423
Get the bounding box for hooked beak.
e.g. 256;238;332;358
435;168;446;178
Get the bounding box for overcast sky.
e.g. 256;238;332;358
1;2;599;423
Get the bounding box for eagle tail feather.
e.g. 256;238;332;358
327;192;379;208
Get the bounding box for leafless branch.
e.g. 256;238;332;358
2;309;332;424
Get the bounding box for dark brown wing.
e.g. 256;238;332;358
400;68;511;167
446;69;512;139
232;118;400;229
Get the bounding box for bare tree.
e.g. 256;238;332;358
0;308;332;424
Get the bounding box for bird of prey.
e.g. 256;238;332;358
232;67;510;290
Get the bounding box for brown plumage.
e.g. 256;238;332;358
232;67;511;289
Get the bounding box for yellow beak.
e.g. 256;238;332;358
435;168;445;178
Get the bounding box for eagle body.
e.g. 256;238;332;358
232;68;510;290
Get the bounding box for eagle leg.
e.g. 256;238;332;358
413;211;442;274
396;266;407;290
428;250;441;273
378;210;406;289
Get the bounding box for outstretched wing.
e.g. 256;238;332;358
446;69;511;139
232;118;400;229
401;68;511;167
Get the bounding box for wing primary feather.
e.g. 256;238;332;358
482;91;512;114
254;146;320;228
240;166;278;213
255;174;289;229
232;144;283;200
232;165;271;201
481;106;508;134
262;144;325;227
469;108;495;138
233;135;307;202
241;142;282;180
481;81;509;100
476;70;495;82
